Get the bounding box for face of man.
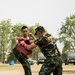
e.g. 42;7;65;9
21;28;29;37
36;31;44;37
35;26;45;37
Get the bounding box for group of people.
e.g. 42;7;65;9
13;25;62;75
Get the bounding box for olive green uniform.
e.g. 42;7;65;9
34;34;62;75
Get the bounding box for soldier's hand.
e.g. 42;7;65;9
29;33;33;36
29;33;36;40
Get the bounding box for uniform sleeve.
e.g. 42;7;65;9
45;34;54;43
34;39;39;46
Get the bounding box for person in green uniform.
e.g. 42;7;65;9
13;26;35;75
20;26;62;75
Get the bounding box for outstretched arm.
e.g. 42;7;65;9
29;33;36;40
28;33;36;44
20;41;37;50
27;43;37;50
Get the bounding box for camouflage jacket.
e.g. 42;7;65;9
34;33;57;57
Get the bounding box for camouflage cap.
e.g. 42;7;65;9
35;26;45;35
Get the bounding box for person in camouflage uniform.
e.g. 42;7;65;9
13;26;35;75
21;26;62;75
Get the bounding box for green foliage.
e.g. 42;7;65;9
0;19;12;63
59;13;75;53
7;52;17;63
11;23;26;37
29;26;35;35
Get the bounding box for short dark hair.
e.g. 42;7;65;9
21;26;28;31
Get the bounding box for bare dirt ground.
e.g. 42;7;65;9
0;63;75;75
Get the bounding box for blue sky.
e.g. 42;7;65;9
0;0;75;52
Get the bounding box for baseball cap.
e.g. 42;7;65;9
35;26;45;35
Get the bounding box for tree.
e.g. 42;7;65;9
8;23;27;62
0;19;12;63
59;14;75;53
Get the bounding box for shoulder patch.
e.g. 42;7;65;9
46;36;54;42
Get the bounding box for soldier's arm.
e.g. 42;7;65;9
55;44;61;56
20;41;37;50
27;43;37;50
29;40;35;44
29;33;36;44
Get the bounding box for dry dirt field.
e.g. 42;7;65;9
0;63;75;75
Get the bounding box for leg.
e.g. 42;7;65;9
53;57;63;75
19;54;32;75
13;48;32;75
53;65;62;75
39;57;58;75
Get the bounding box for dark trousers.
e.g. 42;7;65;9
13;48;32;75
39;56;62;75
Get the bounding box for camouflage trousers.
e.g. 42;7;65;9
13;48;32;75
39;56;62;75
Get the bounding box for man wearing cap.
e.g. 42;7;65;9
20;26;62;75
